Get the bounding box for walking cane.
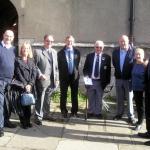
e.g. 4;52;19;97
85;89;88;120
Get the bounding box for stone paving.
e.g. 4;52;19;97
0;102;150;150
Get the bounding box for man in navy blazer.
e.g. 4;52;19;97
112;35;136;124
83;40;111;118
58;35;80;118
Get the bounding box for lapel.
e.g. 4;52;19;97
62;48;68;68
42;47;51;61
18;58;30;70
100;53;106;68
123;46;132;67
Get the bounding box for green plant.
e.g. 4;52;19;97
51;87;87;103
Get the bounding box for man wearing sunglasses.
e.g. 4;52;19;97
83;40;111;119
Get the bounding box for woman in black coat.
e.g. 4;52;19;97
13;41;36;129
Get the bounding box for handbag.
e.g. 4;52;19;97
21;92;35;106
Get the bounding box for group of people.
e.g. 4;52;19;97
0;29;150;146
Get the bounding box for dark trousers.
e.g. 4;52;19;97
145;90;150;132
60;75;79;114
133;91;144;125
19;105;31;126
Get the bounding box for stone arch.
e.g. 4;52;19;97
0;0;18;45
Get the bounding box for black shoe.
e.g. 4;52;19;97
87;113;94;118
0;129;4;137
4;121;17;128
70;113;79;118
95;114;103;119
144;141;150;146
34;119;42;125
128;118;137;125
20;124;28;129
43;115;56;121
27;123;33;128
113;115;122;120
138;132;150;138
62;112;68;118
134;124;142;131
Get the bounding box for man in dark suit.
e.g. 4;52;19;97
83;40;111;118
57;35;80;118
34;35;59;125
112;35;136;124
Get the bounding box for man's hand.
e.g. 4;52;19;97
39;74;47;80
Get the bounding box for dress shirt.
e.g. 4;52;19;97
1;41;12;49
65;48;74;74
92;53;102;79
120;48;127;72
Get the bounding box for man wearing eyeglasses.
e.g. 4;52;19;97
34;35;59;125
83;40;111;119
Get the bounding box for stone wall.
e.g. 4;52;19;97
10;0;150;46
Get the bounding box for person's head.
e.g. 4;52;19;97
19;41;33;58
65;35;75;49
94;40;104;54
119;35;129;50
3;30;14;45
135;48;145;63
43;35;54;49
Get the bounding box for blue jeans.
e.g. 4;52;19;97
0;80;7;129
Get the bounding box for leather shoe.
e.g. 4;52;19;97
87;113;94;118
70;113;79;118
144;141;150;146
27;123;33;128
62;112;68;118
138;132;150;138
128;118;137;125
4;121;17;128
34;119;42;125
0;129;4;137
113;115;122;120
95;114;103;119
134;124;142;131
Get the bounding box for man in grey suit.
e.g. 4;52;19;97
34;35;59;125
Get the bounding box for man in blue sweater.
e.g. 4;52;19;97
0;30;16;137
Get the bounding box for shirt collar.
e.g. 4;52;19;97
1;41;12;49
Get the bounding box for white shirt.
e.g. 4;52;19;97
91;53;102;79
1;41;12;49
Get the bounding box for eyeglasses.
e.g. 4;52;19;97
45;40;54;43
95;46;103;49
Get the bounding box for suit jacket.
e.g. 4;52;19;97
57;46;80;82
34;47;59;88
112;46;135;80
14;57;37;88
83;52;111;89
145;59;150;94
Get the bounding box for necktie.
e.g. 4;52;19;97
94;54;99;77
68;51;73;74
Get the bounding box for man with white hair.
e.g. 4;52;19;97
83;40;111;119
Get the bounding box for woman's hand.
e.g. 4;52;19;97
25;84;32;92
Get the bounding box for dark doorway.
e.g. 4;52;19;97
0;0;18;46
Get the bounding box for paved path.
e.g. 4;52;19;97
0;103;149;150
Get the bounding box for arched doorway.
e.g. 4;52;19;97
0;0;18;45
